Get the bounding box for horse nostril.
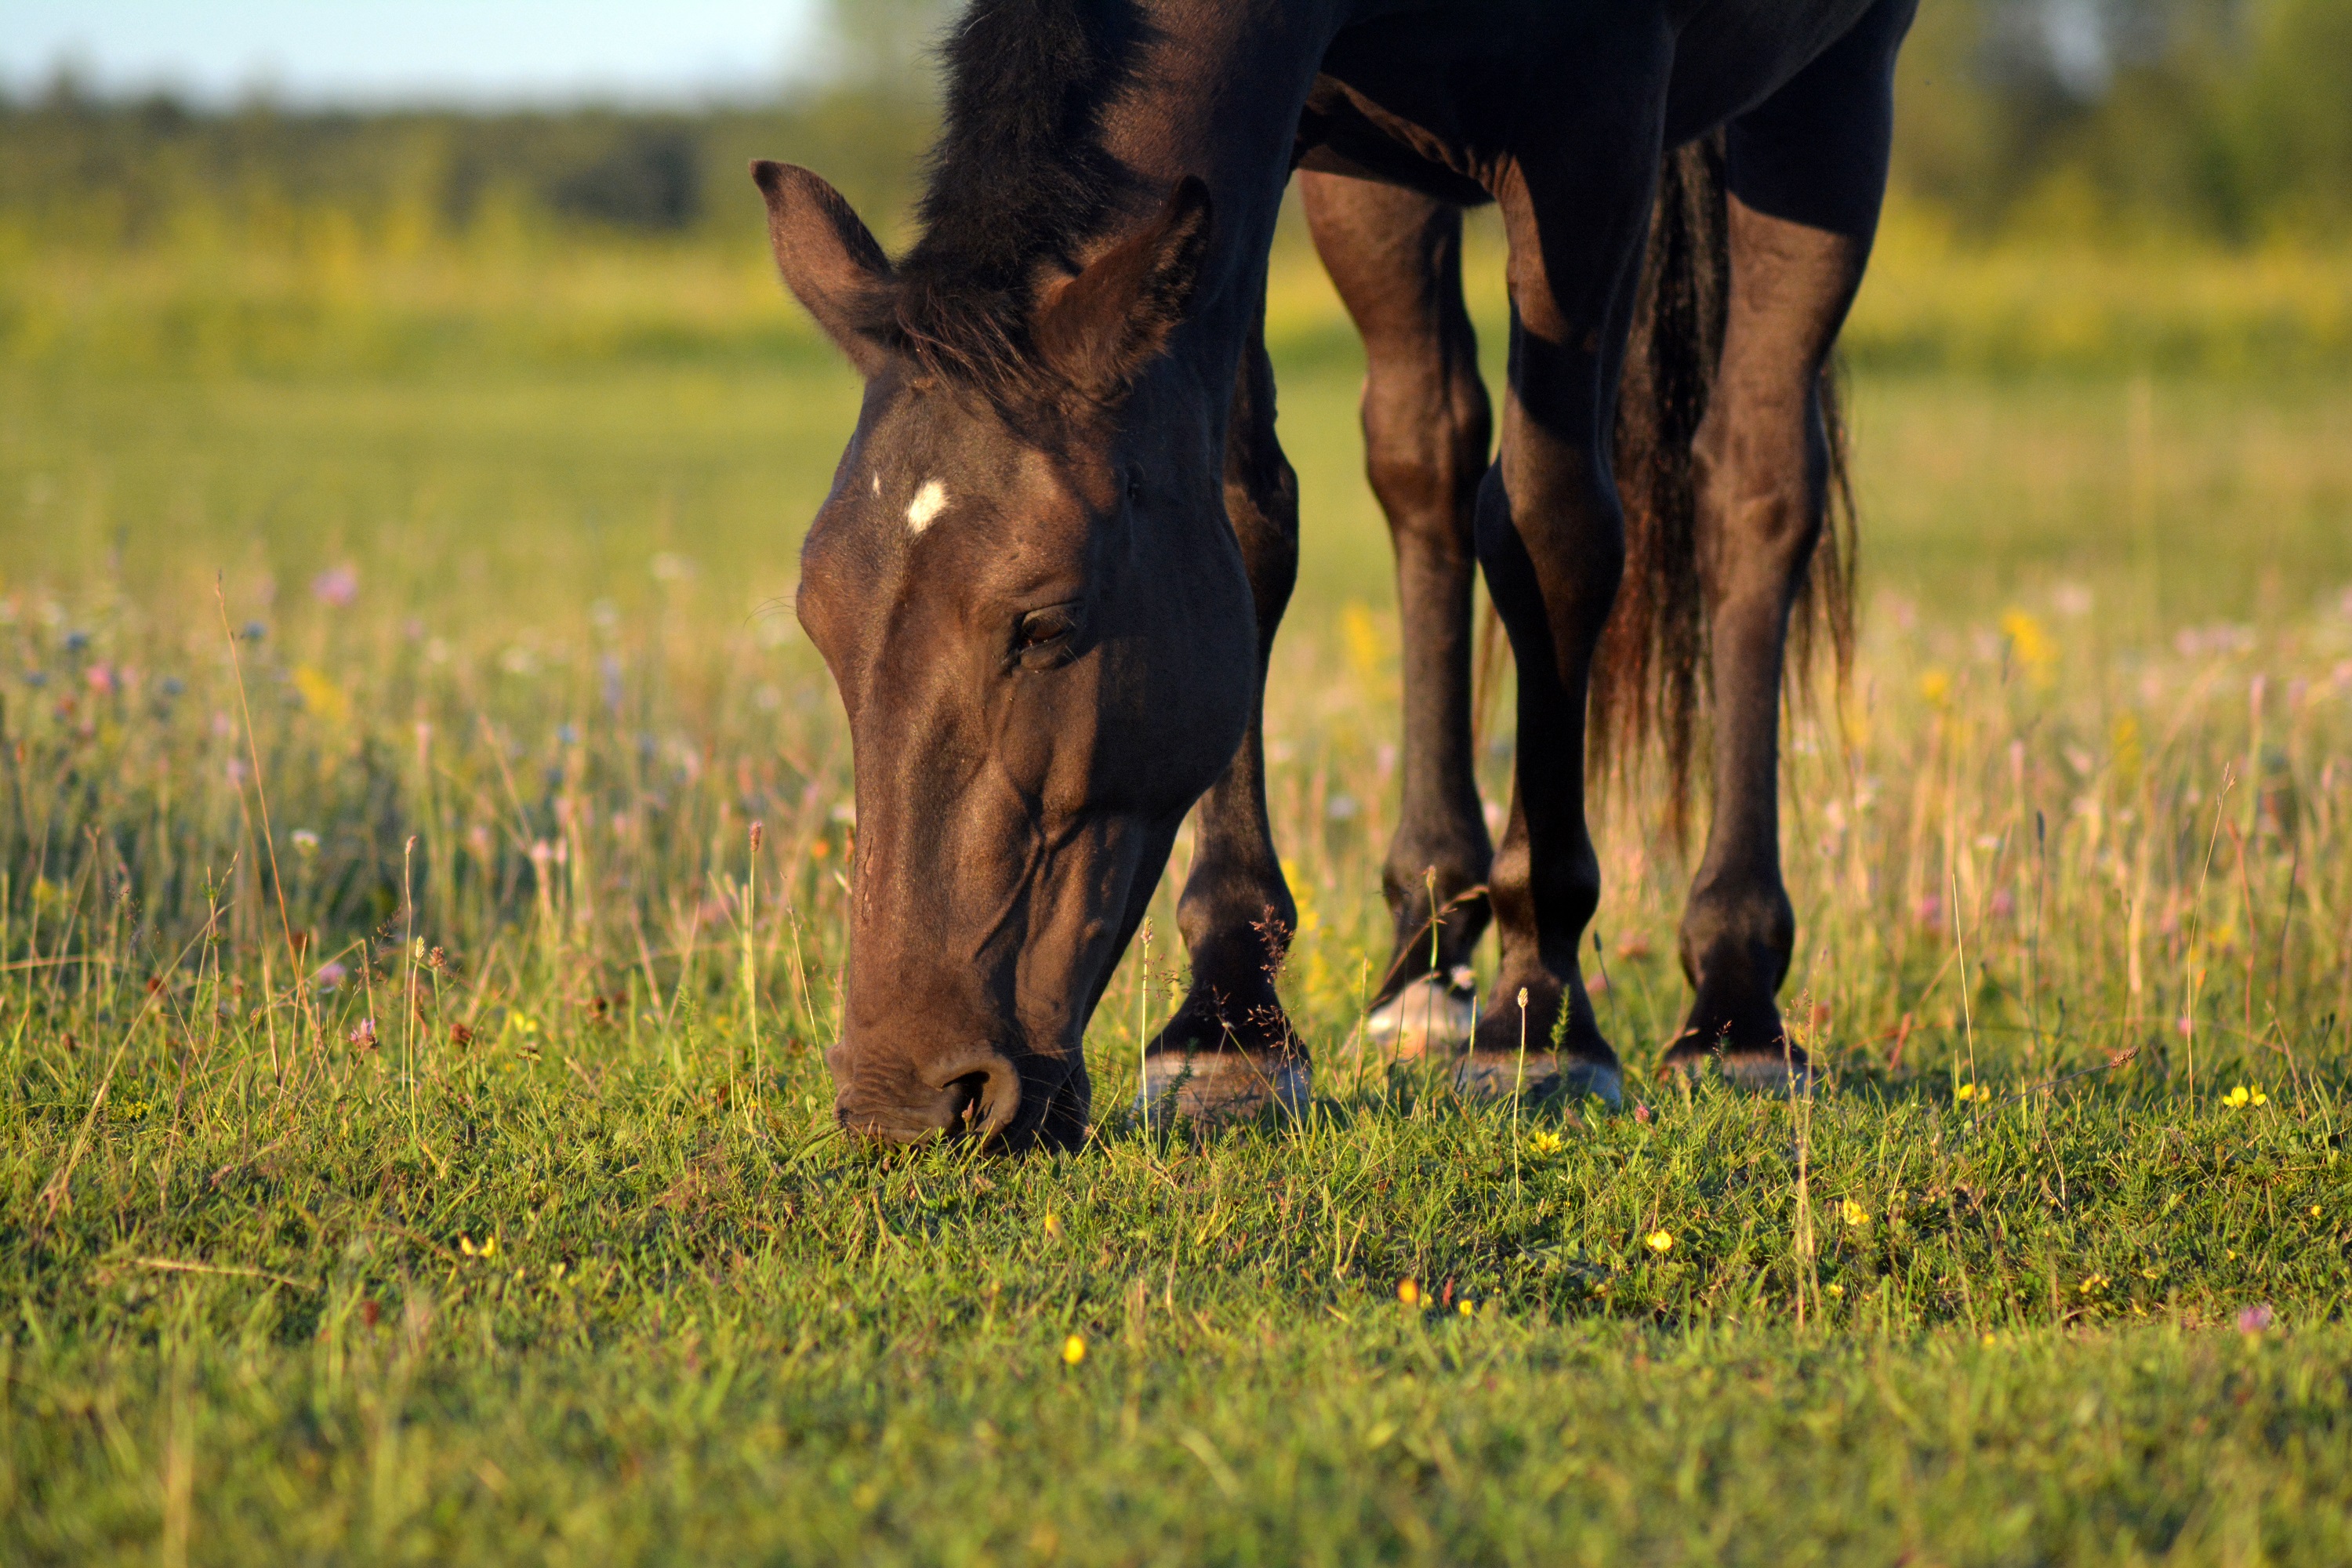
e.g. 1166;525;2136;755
942;1072;988;1131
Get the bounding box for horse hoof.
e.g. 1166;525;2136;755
1363;967;1479;1060
1454;1051;1622;1109
1661;1046;1815;1094
1138;1049;1309;1127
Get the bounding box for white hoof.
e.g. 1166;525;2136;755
1363;967;1478;1061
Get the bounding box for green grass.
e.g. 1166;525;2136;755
6;249;2352;1562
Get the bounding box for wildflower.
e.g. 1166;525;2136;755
1043;1213;1063;1241
1633;1103;1652;1125
1458;1299;1476;1317
291;829;321;855
2078;1274;2109;1295
1397;1278;1421;1306
1918;668;1952;706
1061;1334;1087;1367
310;564;359;607
449;1022;476;1047
347;1018;378;1051
459;1234;499;1260
1526;1129;1565;1156
1645;1231;1675;1255
2222;1084;2267;1109
2237;1304;2274;1334
1954;1081;1984;1103
1825;1282;1843;1298
1840;1199;1868;1228
1999;608;2058;687
314;962;348;991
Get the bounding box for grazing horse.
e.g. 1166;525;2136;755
755;0;1914;1146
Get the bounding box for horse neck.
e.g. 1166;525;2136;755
1094;2;1354;383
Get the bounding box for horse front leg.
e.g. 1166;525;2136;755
1145;321;1308;1123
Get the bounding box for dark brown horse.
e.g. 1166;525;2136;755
756;0;1914;1145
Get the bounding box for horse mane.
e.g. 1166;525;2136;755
853;0;1155;400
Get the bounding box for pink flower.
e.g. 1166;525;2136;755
2237;1304;2274;1334
310;565;360;607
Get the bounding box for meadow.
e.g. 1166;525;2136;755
5;213;2352;1563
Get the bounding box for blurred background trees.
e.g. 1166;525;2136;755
4;0;2347;256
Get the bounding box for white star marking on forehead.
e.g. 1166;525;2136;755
905;479;948;535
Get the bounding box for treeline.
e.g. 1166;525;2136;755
0;91;934;255
1900;0;2352;241
2;0;2348;256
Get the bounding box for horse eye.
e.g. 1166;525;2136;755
1014;604;1081;667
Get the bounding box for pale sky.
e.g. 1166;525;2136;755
0;0;833;106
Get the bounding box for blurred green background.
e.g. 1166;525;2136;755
4;0;2350;376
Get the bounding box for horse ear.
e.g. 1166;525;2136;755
1036;177;1214;403
751;160;892;377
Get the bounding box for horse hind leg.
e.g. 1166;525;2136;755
1301;171;1495;1066
1665;0;1906;1087
1145;312;1311;1125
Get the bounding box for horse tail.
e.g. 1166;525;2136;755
1590;130;1857;840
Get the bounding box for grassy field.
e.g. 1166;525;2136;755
5;234;2352;1563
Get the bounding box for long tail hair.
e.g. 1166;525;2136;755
1588;131;1857;839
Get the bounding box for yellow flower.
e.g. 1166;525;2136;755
1043;1212;1064;1240
1458;1299;1475;1317
1955;1081;1983;1103
292;665;353;725
459;1234;498;1259
1526;1130;1565;1156
1061;1334;1086;1367
1840;1200;1868;1228
1645;1231;1675;1255
2079;1274;2109;1295
1918;667;1952;707
1825;1282;1844;1298
1397;1278;1421;1306
2223;1084;2265;1109
1998;608;2058;688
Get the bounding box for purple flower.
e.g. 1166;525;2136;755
314;961;349;991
